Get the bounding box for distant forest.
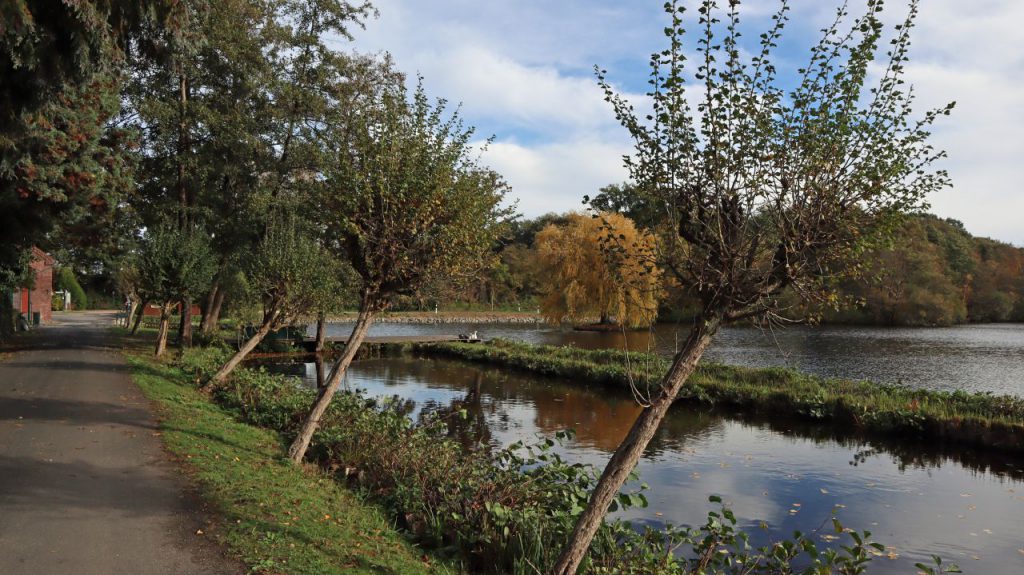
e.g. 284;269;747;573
411;211;1023;327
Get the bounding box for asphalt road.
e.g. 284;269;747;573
0;311;240;574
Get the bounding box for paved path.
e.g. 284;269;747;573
0;312;240;574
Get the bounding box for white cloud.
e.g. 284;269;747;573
480;139;629;217
403;46;624;137
350;0;1024;244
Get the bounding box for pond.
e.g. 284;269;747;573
267;353;1024;574
316;321;1024;396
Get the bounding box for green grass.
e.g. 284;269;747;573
125;350;449;575
415;339;1024;453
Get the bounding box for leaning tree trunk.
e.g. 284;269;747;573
314;311;327;353
154;303;173;358
124;300;137;328
207;305;281;386
550;313;722;575
130;299;148;335
287;300;376;463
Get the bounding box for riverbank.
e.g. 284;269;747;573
412;339;1024;453
123;348;448;575
173;344;905;574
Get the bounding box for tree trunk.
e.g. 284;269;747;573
315;354;326;390
154;304;172;358
125;300;137;328
207;309;280;386
202;287;226;335
315;312;327;353
550;313;722;575
176;72;190;230
200;284;219;332
179;298;193;347
130;300;148;335
287;299;376;463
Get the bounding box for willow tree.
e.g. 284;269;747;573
286;83;513;463
535;212;662;328
552;1;953;573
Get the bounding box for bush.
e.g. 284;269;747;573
55;268;87;310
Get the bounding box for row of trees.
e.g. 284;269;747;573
456;210;1024;328
4;0;511;458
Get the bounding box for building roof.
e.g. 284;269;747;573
30;246;56;266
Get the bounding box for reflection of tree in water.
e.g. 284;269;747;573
264;355;1022;483
418;371;494;451
726;410;1024;482
847;443;1024;482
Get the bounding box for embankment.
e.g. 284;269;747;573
412;339;1024;453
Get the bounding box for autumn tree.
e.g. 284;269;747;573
552;1;953;573
286;82;513;463
536;212;662;328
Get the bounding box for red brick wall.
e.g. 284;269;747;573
27;255;53;324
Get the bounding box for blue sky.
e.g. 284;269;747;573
354;0;1024;245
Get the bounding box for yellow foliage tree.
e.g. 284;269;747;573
535;212;662;328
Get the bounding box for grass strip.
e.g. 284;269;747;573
414;339;1024;452
124;350;447;575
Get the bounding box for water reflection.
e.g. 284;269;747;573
265;353;1024;574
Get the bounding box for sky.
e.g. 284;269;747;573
352;0;1024;245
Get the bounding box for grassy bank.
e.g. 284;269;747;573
124;350;447;575
414;339;1024;453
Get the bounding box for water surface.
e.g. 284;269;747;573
269;355;1024;574
317;321;1024;395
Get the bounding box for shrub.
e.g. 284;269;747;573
55;268;87;310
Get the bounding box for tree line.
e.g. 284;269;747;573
447;208;1023;328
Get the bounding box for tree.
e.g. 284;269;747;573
136;224;215;357
123;0;384;343
0;0;187;295
551;1;953;573
207;213;341;383
535;212;662;328
588;183;661;230
286;81;513;463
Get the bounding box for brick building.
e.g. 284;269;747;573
12;247;55;325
